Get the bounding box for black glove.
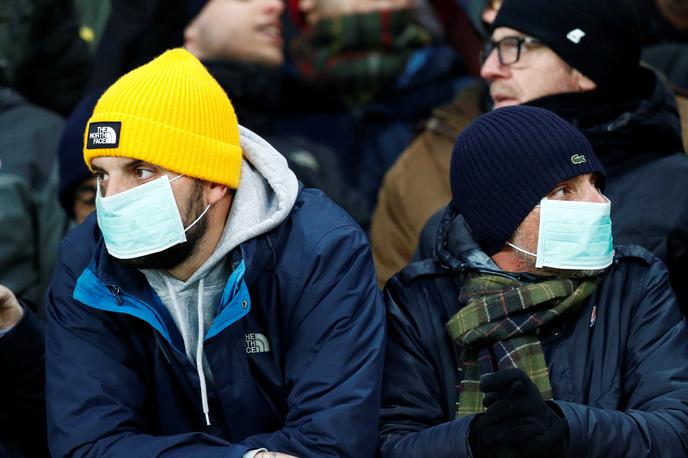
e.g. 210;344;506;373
468;368;569;458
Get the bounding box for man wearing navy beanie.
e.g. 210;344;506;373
372;0;688;318
378;106;688;458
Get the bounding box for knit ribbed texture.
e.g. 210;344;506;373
492;0;641;90
84;48;242;188
450;106;605;255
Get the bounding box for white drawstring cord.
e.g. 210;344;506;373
164;276;211;426
196;279;211;426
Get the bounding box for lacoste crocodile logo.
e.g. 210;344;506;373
571;154;587;165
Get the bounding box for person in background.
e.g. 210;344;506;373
184;0;372;228
0;0;91;116
379;106;688;458
632;0;688;91
0;79;69;311
57;92;101;226
368;0;488;286
46;49;384;458
371;0;688;319
283;0;473;211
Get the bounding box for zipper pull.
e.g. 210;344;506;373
107;285;123;305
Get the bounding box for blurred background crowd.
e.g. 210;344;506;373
2;0;688;456
3;0;688;310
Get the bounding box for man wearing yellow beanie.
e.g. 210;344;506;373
44;48;384;458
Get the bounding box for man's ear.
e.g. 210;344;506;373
203;181;232;205
574;70;597;92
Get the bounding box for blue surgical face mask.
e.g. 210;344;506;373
507;196;614;270
95;175;210;259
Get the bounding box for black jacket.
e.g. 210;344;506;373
381;211;688;457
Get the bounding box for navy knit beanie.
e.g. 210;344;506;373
492;0;642;90
58;91;101;216
450;106;606;256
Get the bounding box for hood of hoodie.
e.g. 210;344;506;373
141;126;298;367
526;67;684;178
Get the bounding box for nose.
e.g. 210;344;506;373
581;184;607;204
480;47;509;81
102;178;129;198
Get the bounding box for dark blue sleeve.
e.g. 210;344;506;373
0;305;47;457
240;224;386;458
379;278;475;458
45;240;249;458
557;257;688;457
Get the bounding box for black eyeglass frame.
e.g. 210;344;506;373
481;36;542;66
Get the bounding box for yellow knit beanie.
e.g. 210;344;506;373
84;48;242;188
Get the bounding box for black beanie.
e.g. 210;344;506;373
492;0;642;90
450;106;605;256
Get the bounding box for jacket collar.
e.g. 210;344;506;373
435;204;502;275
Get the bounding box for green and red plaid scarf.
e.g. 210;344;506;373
290;8;432;107
446;274;598;417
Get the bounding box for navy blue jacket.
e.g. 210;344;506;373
0;307;46;457
380;213;688;457
46;188;385;458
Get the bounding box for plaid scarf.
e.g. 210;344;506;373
446;274;598;417
290;9;432;107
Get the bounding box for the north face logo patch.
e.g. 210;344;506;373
566;28;586;44
87;122;121;149
571;154;587;165
245;333;270;354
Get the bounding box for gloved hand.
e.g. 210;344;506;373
468;368;569;458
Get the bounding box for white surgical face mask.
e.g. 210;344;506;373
95;175;210;259
507;196;614;270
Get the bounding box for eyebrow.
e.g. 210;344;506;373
91;159;145;173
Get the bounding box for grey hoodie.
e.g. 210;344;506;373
142;126;298;424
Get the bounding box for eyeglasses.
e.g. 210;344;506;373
481;36;542;66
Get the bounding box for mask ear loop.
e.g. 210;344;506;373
184;204;211;232
505;200;542;258
170;175;212;232
506;242;536;258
